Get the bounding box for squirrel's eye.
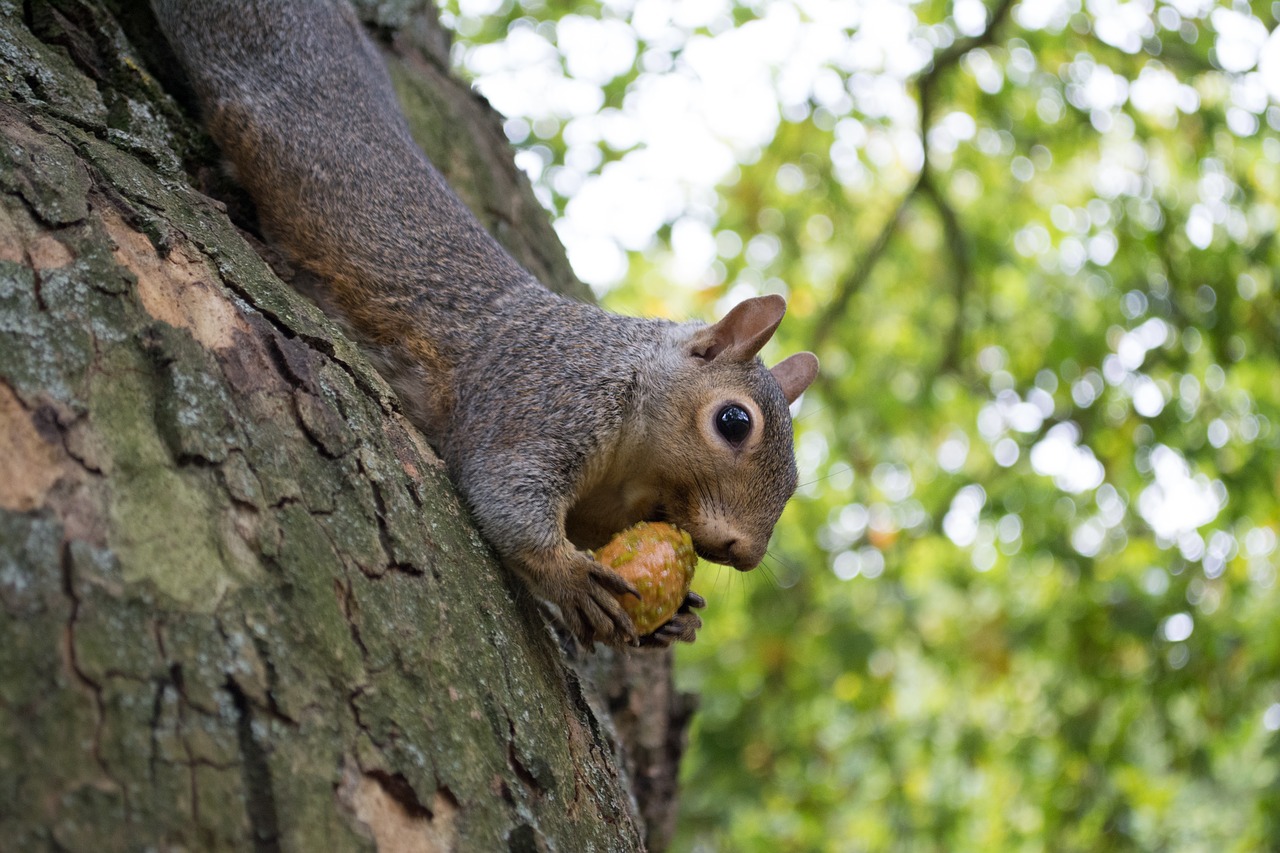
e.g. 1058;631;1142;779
715;405;752;446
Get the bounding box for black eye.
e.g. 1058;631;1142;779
715;405;752;446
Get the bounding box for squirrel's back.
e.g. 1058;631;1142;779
154;0;541;361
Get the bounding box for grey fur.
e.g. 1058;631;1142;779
152;0;817;647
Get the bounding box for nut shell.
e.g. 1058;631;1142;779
594;522;698;635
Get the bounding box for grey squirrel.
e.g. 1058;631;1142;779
152;0;818;648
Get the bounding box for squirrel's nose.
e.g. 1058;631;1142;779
728;539;765;571
689;517;766;569
696;533;763;571
719;537;743;565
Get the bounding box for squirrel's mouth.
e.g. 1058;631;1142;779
645;505;670;525
692;542;756;572
648;505;756;571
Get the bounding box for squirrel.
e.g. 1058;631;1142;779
151;0;818;648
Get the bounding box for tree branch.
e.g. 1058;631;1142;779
811;175;920;353
918;172;972;374
930;0;1018;79
812;0;1017;358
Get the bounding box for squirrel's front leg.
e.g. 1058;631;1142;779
514;541;642;647
455;458;641;647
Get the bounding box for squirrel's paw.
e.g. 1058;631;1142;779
523;548;641;648
640;591;706;648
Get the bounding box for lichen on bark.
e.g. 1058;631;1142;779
0;1;688;849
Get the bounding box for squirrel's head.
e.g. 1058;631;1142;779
641;295;817;571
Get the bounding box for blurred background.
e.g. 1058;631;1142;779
440;0;1280;848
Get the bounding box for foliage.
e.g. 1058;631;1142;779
442;0;1280;848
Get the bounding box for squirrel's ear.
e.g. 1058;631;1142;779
689;294;787;362
771;352;818;404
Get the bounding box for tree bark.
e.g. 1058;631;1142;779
0;1;689;849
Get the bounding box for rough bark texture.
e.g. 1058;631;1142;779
0;1;690;849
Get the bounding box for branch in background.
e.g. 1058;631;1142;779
930;0;1018;79
811;176;920;354
812;0;1016;362
918;173;972;374
916;0;1014;376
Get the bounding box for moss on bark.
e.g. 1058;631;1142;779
0;1;676;848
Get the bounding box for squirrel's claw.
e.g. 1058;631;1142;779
562;597;636;648
639;591;705;647
640;609;702;647
518;547;639;647
588;564;641;601
576;561;641;647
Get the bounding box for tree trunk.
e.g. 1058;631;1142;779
0;1;690;849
